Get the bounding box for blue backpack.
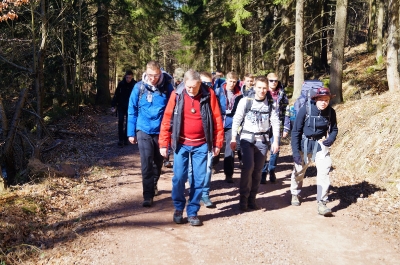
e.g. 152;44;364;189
293;80;329;128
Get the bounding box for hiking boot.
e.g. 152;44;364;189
239;197;248;211
317;201;332;216
260;174;267;184
201;196;214;208
188;216;202;226
248;198;261;210
225;176;234;183
142;198;153;207
173;210;184;224
291;195;301;206
163;160;172;168
269;171;276;183
117;141;123;148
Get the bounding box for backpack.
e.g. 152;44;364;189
293;80;330;129
138;72;173;102
239;91;274;134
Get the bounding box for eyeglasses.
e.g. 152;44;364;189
269;80;278;83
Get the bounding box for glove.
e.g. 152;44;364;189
322;138;334;147
293;155;302;165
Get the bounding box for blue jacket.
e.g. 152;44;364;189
127;73;174;137
214;82;243;129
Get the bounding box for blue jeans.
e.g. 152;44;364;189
172;143;208;217
188;151;213;198
262;135;281;176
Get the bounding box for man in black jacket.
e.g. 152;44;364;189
111;70;136;147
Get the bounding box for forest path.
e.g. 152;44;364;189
39;114;399;265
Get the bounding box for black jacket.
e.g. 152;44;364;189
291;100;338;158
112;78;136;109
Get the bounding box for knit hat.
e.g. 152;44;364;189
173;68;185;82
311;87;335;99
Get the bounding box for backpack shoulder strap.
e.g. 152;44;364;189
244;96;254;115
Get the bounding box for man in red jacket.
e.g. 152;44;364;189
159;69;224;226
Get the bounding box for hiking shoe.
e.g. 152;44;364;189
117;141;123;147
269;171;276;183
173;210;184;224
225;176;234;183
248;199;261;210
317;201;332;216
260;174;267;184
154;184;159;196
201;197;214;208
291;195;301;206
188;216;202;226
239;197;248;211
163;160;172;168
142;198;153;207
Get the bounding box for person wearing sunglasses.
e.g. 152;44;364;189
260;73;290;184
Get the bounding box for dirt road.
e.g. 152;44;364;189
37;115;399;265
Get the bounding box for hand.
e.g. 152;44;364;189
129;136;137;144
293;155;302;165
322;139;333;147
230;141;237;151
282;131;288;138
212;147;220;157
111;107;116;113
271;141;279;154
160;147;168;158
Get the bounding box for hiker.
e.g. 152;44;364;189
127;61;174;207
230;76;280;211
260;73;290;184
240;73;255;96
214;71;243;183
111;70;137;147
290;87;338;216
159;69;224;226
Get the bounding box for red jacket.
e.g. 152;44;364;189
159;83;224;151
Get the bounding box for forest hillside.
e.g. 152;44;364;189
0;44;399;264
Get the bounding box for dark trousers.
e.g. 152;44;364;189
137;131;163;200
117;106;128;142
239;139;269;199
223;128;235;177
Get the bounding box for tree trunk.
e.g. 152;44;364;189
293;0;305;100
276;0;292;87
3;89;28;184
386;0;400;92
367;0;376;53
330;0;348;104
311;0;322;72
375;0;384;64
95;1;111;106
321;0;329;69
210;32;214;73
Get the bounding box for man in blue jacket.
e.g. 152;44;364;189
127;61;174;207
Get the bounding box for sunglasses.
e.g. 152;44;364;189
269;80;278;83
